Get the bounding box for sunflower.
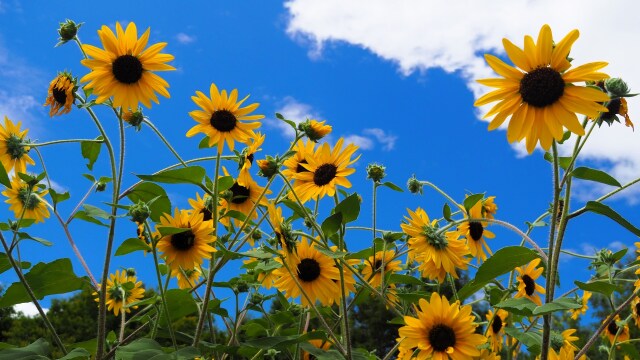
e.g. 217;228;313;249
266;200;296;260
303;338;331;360
548;348;577;360
549;328;578;353
94;270;145;316
272;237;341;307
474;24;610;153
362;250;402;288
2;176;50;223
632;297;640;326
474;350;501;360
0;116;35;175
401;207;470;283
458;201;495;263
282;139;317;184
186;83;264;153
135;221;151;255
514;258;545;306
171;266;202;289
603;315;629;344
486;309;508;352
218;167;270;233
80;22;175;110
300;119;332;142
292;138;359;203
44;73;76;117
187;192;214;222
569;290;591;320
238;132;265;187
397;292;486;360
155;208;216;270
482;196;498;219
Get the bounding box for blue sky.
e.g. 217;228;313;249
1;0;639;315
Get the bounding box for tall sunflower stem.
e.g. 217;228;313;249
193;151;221;346
118;290;126;342
559;118;593;188
150;224;178;350
0;232;67;355
65;183;97;224
447;273;459;302
419;180;459;207
142;119;188;168
334;194;353;360
372;182;378;265
27;138;104;147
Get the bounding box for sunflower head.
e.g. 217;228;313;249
128;200;150;223
299;119;332;142
603;314;630;344
171;267;202;289
0;116;35;175
569;290;591;320
2;176;50;223
94;269;145;316
80;22;175;110
44;72;77;117
406;175;423;194
486;309;508;352
257;156;278;179
514;258;545;306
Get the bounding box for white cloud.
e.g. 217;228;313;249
175;32;196;45
268;96;320;138
363;128;397;150
344;128;397;151
14;302;48;317
284;0;640;198
344;134;374;150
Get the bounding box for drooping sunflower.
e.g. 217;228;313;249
135;221;151;255
603;314;630;344
397;292;486;360
282;139;317;184
569;290;591;320
486;309;508;352
186;83;264;153
474;24;610;153
292;138;359;203
362;250;402;288
401;207;470;283
2;176;50;223
238;132;265;187
300;119;332;142
44;73;76;117
218;168;270;232
0;116;35;175
155;208;216;270
272;237;341;307
482;196;498;219
514;258;545;306
171;267;202;289
187;192;214;222
458;201;495;263
94;270;145;316
80;22;175;110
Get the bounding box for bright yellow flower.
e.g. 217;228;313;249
44;73;75;117
0;116;35;174
514;258;545;306
2;176;50;223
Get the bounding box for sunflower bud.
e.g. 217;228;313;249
407;175;423;195
299;119;332;142
122;108;145;130
366;163;386;183
128;201;150;223
257;157;278;178
96;181;107;192
57;19;82;45
605;78;631;98
125;268;137;277
235;280;249;293
249;292;264;305
251;230;262;241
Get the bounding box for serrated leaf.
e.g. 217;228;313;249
575;280;622;297
463;193;484;213
137;166;206;186
458;246;540;300
115;238;151;256
0;258;86;307
380;181;403;192
571;167;621;187
584;201;640;236
532;297;582;315
0;252;31;275
125;182;171;222
80;136;103;171
321;212;342;238
334;193;360;224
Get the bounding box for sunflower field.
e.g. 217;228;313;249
1;17;640;360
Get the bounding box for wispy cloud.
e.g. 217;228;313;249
343;134;374;150
267;96;320;138
14;302;48;317
344;128;397;151
175;32;196;45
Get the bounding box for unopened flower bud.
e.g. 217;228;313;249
257;157;278;179
366;163;386;183
605;78;631;98
235;280;249;293
96;182;107;192
407;175;423;195
251;231;262;241
57;19;82;45
122;108;145;130
128;201;150;223
249;292;263;305
125;268;137;277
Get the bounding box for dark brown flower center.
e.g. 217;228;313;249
210;110;237;132
313;164;337;186
605;98;622;117
522;274;536;296
428;324;456;352
297;258;321;282
373;260;383;271
247;153;254;164
229;182;250;204
112;55;143;84
635;303;640;317
296;160;309;173
607;320;619;335
200;207;213;221
469;222;484;241
52;87;67;105
491;315;503;334
519;66;565;108
171;229;196;251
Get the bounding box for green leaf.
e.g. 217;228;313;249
217;176;235;193
58;347;91;360
161;289;198;324
280;199;309;220
611;248;628;262
532;297;582;315
115;238;151;256
321;212;342;238
334;193;360;224
242;332;323;350
275;113;298;132
137;166;206;186
387;273;428;286
114;338;164;360
504;327;541;356
16;232;52;247
125;182;171;222
298;343;343;360
575;280;622;297
0;338;50;360
72;210;108;227
80;136;103;171
0;252;30;275
570;167;621;187
72;204;111;227
584;201;640;236
380;181;403;192
49;188;70;205
463;193;483;212
315;247;346;259
0;161;10;189
494;297;537;316
443;203;452;222
458;246;540;300
198;136;212;149
543;152;572;170
0;258;86;307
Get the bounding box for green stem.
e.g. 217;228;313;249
447;273;459;302
568;176;640;219
420;180;459;207
142;119;187;167
150;228;178;350
27;138;103;147
334;194;353;360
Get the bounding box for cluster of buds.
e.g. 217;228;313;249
594;77;636;130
